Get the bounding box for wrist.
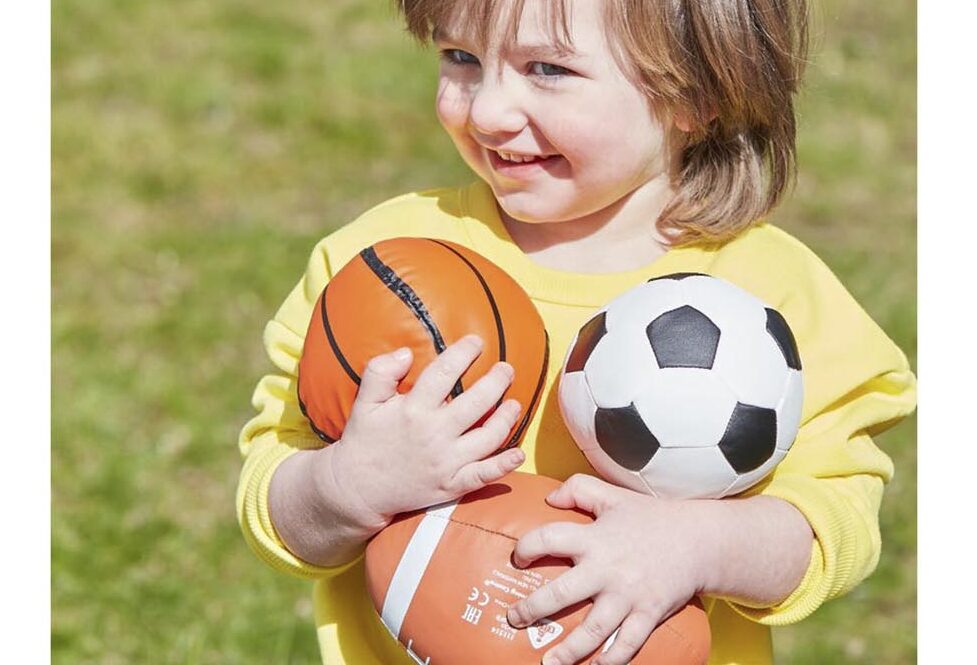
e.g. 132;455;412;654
313;442;392;537
687;498;739;597
694;495;814;605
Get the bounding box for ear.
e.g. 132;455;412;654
674;111;695;133
673;108;719;134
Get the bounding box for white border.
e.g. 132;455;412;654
0;1;52;661
918;2;975;660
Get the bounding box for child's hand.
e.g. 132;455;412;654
329;334;525;527
506;474;709;665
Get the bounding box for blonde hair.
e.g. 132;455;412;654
397;0;809;246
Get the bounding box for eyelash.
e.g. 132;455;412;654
439;48;572;80
440;48;480;67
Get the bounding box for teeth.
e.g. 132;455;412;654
497;150;542;163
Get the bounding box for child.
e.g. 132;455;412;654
237;1;917;663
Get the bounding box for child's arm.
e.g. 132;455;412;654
266;446;383;570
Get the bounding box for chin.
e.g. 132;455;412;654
494;191;580;225
499;206;547;224
498;203;559;225
504;203;594;227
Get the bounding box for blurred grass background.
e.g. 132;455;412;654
52;0;916;663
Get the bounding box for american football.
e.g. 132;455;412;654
364;472;711;664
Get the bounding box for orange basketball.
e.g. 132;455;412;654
297;237;549;447
365;471;711;664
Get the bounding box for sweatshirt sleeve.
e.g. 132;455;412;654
719;229;917;625
236;237;358;580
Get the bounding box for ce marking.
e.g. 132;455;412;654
468;587;490;607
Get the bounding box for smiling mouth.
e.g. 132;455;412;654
489;150;561;170
495;149;553;164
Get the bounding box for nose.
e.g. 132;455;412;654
468;73;527;136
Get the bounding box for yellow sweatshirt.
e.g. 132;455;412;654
237;181;916;665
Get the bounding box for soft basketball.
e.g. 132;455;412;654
298;237;549;446
365;472;711;664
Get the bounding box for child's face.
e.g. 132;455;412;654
434;0;681;225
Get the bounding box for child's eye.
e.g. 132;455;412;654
529;61;571;78
440;48;480;67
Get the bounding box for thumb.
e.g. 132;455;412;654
354;347;413;407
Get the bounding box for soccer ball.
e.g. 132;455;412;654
558;273;804;499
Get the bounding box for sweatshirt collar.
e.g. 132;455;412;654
458;181;711;307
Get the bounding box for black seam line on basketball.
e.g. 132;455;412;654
305;408;337;443
309;422;336;444
427;239;506;363
503;330;550;450
359;246;463;398
296;367;338;443
320;284;361;386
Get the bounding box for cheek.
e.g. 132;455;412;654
617;95;671;157
547;117;624;174
436;79;470;130
571;104;668;174
538;101;641;163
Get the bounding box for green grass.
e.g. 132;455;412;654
52;0;916;663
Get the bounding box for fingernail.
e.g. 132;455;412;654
393;347;411;361
465;334;484;349
498;362;514;377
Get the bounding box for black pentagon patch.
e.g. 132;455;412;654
594;403;660;470
646;272;708;283
718;403;777;473
566;311;607;373
647;306;720;369
765;308;802;370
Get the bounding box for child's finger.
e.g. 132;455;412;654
352;347;413;409
454;399;522;461
592;610;659;665
541;595;628;665
547;473;619;515
407;334;484;409
447;446;525;496
511;521;588;569
444;361;514;433
506;565;603;630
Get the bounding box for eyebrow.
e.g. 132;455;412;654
432;28;582;61
512;42;581;61
431;27;453;43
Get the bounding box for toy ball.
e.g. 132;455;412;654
298;237;549;447
558;273;804;499
365;471;711;665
